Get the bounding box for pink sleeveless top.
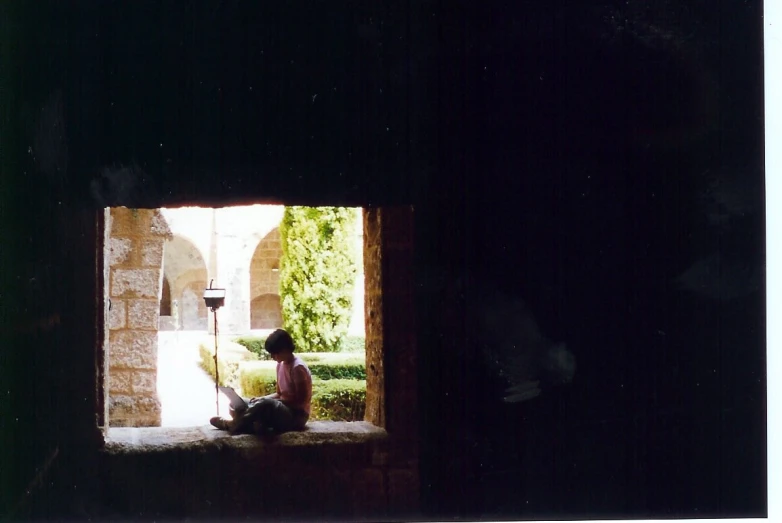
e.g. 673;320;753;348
277;356;312;415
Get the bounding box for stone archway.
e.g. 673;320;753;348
251;293;283;329
249;228;283;329
160;277;172;316
162;235;209;331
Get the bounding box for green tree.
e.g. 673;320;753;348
279;206;358;352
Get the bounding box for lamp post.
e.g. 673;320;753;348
203;280;226;417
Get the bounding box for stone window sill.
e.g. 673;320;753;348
98;421;416;519
103;421;388;457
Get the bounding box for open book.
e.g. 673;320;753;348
218;386;248;410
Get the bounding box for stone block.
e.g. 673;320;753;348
109;394;161;427
109;369;133;394
364;293;383;332
128;299;159;330
150;210;172;238
363;208;382;246
364;336;385;427
109;238;133;266
141;240;164;267
132;370;158;394
110;207;150;236
364;247;383;294
109;299;126;330
112;269;161;298
110;330;157;369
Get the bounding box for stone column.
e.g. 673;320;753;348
107;208;172;427
216;232;251;335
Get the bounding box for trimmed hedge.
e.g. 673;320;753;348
233;336;271;360
340;336;366;353
199;339;259;390
234;335;365;357
308;362;365;380
292;352;366;380
311;379;366;421
239;362;277;397
238;356;365;391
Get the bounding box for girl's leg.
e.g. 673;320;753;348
265;400;308;433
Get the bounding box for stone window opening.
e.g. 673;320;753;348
101;205;399;432
95;205;418;518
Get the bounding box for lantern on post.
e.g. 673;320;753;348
203;280;226;416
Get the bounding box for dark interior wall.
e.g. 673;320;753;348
0;0;765;520
423;1;765;519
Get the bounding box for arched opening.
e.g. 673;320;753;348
250;293;283;329
162;235;209;331
159;277;172;316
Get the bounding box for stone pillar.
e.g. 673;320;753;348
363;206;419;512
364;206;418;432
107;208;172;427
363;208;385;428
215;230;252;335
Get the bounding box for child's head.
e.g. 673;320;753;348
264;329;295;362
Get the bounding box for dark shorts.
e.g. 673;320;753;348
230;397;309;434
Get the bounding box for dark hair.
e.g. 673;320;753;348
264;329;295;355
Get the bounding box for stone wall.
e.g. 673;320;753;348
363;207;419;510
107;208;172;427
364;209;385;428
100;423;418;520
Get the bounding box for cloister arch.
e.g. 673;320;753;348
162;235;209;331
159;276;172;316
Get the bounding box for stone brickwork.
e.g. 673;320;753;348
364;209;385;428
108;208;172;427
101;422;421;519
250;294;283;329
363;206;419;512
249;228;283;328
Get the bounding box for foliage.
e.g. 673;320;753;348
238;353;365;391
199;339;258;389
297;352;365;366
311;379;366;421
199;343;229;386
279;206;358;352
308;362;366;380
340;335;366;353
234;335;365;359
233;336;272;360
239;363;277;397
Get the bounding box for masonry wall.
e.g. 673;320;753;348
97;424;415;518
107;208;172;427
